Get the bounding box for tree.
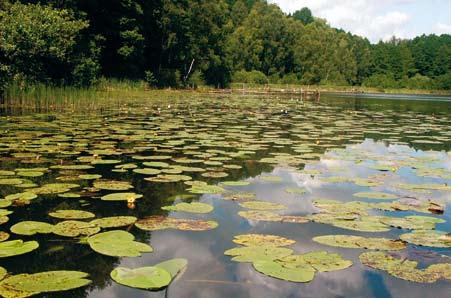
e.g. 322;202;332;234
292;7;314;25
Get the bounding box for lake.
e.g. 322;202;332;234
0;92;450;298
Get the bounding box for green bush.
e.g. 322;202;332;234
280;73;300;84
400;74;435;90
434;73;451;90
363;73;398;89
232;70;268;84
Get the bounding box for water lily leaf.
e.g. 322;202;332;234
380;215;445;230
0;271;91;293
223;192;256;201
0;232;9;242
281;251;353;272
260;176;282;183
101;192;143;201
49;210;95;220
232;234;296;247
313;235;406;250
87;230;152;257
353;192;398;200
90;216;137;228
162;202;213;213
0;171;15;176
133;168;161;175
145;174;192;183
93;180;133;191
359;251;451;283
10;221;54;236
17;171;44;177
0;179;23;186
0;240;39;258
0;216;9;225
253;260;315;283
53;220;100;237
285;187;306;194
30;183;79;195
239;201;286;211
78;174;102;180
224;246;293;262
0;200;11;208
0;266;6;280
51;165;93;170
142;161;170;168
238;210;283;222
188;184;225;194
4;192;38;203
135;216;218;231
155;258;188;279
400;230;451;248
110;266;171;290
220;181;250;186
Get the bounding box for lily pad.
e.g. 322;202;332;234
224;246;294;262
0;270;91;293
87;230;152;257
238;210;283;222
135;216;218;231
285;187;306;194
162;202;213;213
188;184;225;194
232;234;296;247
10;221;54;236
0;232;9;242
154;258;188;279
400;230;451;248
4;192;37;202
110;266;171;290
90;216;137;228
0;240;39;258
49;210;95;220
353;192;398;200
253;259;315;282
313;235;406;250
93;180;133;191
53;220;100;237
239;201;286;211
101;192;143;201
220;181;250;186
380;215;445;230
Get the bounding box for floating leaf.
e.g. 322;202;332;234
238;210;283;222
93;180;133;191
400;230;451;248
313;235;406;250
380;215;445;230
101;192;143;201
162;202;213;213
188;184;225;194
232;234;296;247
224;246;293;262
135;216;218;231
239;201;286;211
4;192;37;202
0;266;6;280
110;266;171;290
49;210;95;220
359;251;451;283
10;221;53;236
90;216;137;228
0;240;39;258
0;232;9;242
78;174;102;180
220;181;250;186
0;271;91;293
253;260;315;282
133;168;161;175
87;230;152;257
53;220;100;237
285;187;306;194
0;179;23;186
353;192;398;200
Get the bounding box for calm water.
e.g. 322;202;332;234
0;93;450;298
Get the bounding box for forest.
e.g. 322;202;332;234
0;0;450;92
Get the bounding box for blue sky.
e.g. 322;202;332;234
270;0;451;42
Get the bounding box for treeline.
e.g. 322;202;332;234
0;0;450;91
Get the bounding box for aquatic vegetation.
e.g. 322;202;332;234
162;202;214;213
360;252;451;283
313;235;406;250
400;230;451;248
353;192;398;200
87;230;153;257
100;192;143;201
53;221;100;237
48;210;95;220
232;234;296;247
0;240;39;258
135;216;218;231
239;201;286;211
90;216;137;228
10;221;53;236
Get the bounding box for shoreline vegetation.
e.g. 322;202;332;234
1;79;449;113
0;1;450;101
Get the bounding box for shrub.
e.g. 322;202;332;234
232;70;268;84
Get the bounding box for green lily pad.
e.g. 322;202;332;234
10;221;54;236
232;234;296;247
0;240;39;258
0;171;15;176
142;161;170;168
353;192;398;200
93;180;133;191
0;270;91;293
0;179;23;185
0;232;9;242
154;258;188;279
238;210;283;222
90;216;137;228
239;201;286;211
400;230;451;248
313;235;406;250
87;230;152;257
5;192;37;202
380;215;445;230
188;184;225;194
101;192;143;201
253;259;315;282
0;200;11;208
53;220;100;237
17;171;44;177
110;266;171;290
220;181;250;186
133;168;161;175
49;210;95;220
359;251;451;283
285;187;306;194
224;246;294;262
78;174;102;180
162;202;213;213
135;216;218;231
0;266;6;280
30;183;79;195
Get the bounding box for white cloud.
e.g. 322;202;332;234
270;0;416;42
432;22;451;34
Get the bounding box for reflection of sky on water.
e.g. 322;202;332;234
89;139;451;298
